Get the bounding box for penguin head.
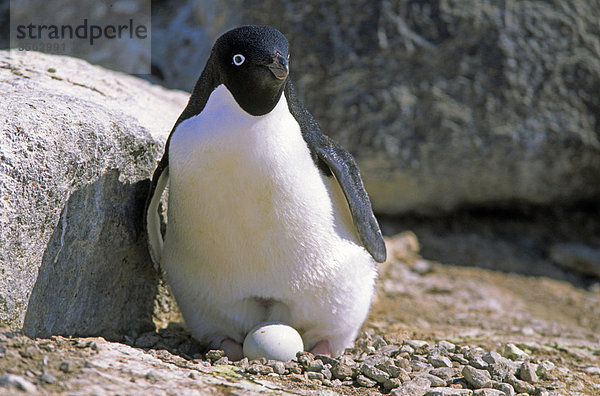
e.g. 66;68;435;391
211;25;290;116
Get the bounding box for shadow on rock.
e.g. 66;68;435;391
23;171;160;340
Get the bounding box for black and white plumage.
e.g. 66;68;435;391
145;25;386;358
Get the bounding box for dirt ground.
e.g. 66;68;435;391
1;207;599;395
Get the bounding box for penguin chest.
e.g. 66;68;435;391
165;86;346;284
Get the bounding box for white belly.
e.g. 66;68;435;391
163;85;376;353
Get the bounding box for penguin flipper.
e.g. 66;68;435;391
315;139;387;263
145;159;169;270
284;81;386;263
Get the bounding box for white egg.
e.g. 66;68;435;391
243;322;304;361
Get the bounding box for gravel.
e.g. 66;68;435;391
106;329;575;395
0;317;588;395
0;325;591;395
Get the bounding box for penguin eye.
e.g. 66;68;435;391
232;54;245;66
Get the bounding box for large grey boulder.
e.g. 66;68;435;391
0;50;187;336
150;0;600;213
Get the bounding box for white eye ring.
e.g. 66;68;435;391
233;54;245;66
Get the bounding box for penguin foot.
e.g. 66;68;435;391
310;340;331;356
221;338;244;361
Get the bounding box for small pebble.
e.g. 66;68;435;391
361;363;390;383
462;365;492;389
518;362;538;383
473;389;504;396
40;372;57;384
247;364;273;375
289;373;305;383
376;359;403;378
0;374;37;393
405;340;430;353
296;351;313;368
383;377;402;390
205;350;225;362
536;360;555;380
416;372;447;387
392;377;432;395
469;356;488;369
410;359;433;372
59;361;74;373
425;388;473;396
356;374;378;387
284;360;302;374
306;371;324;381
429;367;459;382
450;353;469;365
267;360;286;375
437;341;456;354
213;357;229;365
307;359;324;372
430;355;453;368
503;344;529;361
506;373;535;394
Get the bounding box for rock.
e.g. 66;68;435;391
321;367;332;380
361;363;390;383
267;360;286;375
536;361;556;380
486;358;518;382
481;351;501;365
284;360;302;374
437;341;456;354
307;359;324;372
429;367;459;382
469;356;488;370
462;366;492;389
451;353;470;365
416;373;447;387
430;355;453;368
425;388;473;396
356;374;378;387
503;344;529;361
411;359;434;372
550;243;600;278
392;377;432;396
0;50;187;335
506;374;535;394
296;351;313;368
405;340;430;352
384;377;402;391
376;359;404;378
0;373;37;392
518;362;538;383
331;361;354;380
306;371;325;381
205;350;225;362
247;364;274;375
473;389;504;396
59;360;75;373
493;382;515;396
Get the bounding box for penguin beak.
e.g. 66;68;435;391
266;53;289;80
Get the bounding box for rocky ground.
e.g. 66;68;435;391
1;215;599;395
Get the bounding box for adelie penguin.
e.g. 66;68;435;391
145;25;386;359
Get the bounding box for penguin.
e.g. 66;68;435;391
145;25;386;360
